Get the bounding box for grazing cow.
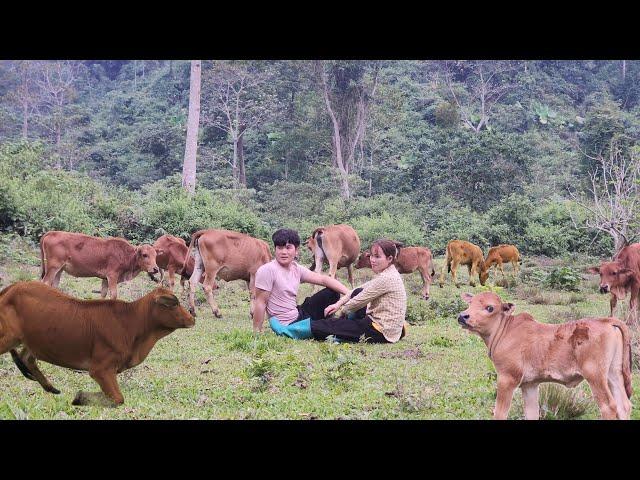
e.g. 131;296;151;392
438;240;484;288
153;234;201;293
356;243;436;300
588;243;640;321
184;229;272;318
0;281;194;406
40;231;160;300
458;292;632;420
305;224;361;288
479;244;521;286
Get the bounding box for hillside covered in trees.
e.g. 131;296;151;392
1;60;639;257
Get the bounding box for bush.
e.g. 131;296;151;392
544;267;581;291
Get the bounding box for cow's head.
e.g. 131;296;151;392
458;292;515;337
137;244;160;281
587;262;636;297
151;289;195;329
479;266;489;286
355;250;371;269
305;235;316;253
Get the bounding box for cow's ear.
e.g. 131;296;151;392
155;294;179;308
461;292;474;303
586;266;600;274
502;302;515;315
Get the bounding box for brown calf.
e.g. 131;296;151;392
479;244;521;286
438;240;484;288
40;231;160;299
153;234;201;293
0;281;194;406
458;292;633;420
184;229;272;319
588;243;640;321
306;224;361;288
356;243;435;299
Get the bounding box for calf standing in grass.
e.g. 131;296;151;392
0;281;195;406
458;291;632;420
479;244;521;286
588;243;640;321
438;240;484;288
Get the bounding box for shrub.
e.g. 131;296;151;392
544;267;581;291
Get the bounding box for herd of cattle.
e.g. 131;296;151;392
0;223;638;419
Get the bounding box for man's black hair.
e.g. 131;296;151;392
272;228;301;247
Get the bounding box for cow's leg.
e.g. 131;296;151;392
629;294;639;323
100;279;108;298
167;267;176;291
188;247;206;316
493;375;518;420
107;275;118;300
583;371;618;420
157;268;165;287
42;263;63;287
512;259;519;276
14;348;60;394
52;269;64;288
498;261;505;278
608;368;630;420
438;259;448;288
202;266;223;318
347;264;355;289
451;261;460;288
610;294;618;318
418;267;431;300
521;383;540;420
248;275;256;321
74;368;124;407
468;263;477;287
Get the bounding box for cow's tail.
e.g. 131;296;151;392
10;349;36;381
428;255;436;278
612;320;633;399
182;230;207;277
39;232;51;280
315;229;329;268
445;245;452;273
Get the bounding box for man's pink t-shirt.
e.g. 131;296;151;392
254;260;312;325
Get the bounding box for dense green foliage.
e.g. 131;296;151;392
1;60;638;257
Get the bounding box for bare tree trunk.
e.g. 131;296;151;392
622;60;627;81
232;137;239;186
22;102;28;138
238;123;247;187
182;60;201;195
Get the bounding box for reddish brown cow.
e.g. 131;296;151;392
184;229;272;319
459;292;632;420
0;281;194;406
153;234;201;293
479;244;521;286
438;240;485;288
356;243;435;300
587;243;640;321
40;231;160;299
305;224;361;288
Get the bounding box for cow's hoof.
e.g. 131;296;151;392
45;385;61;395
422;295;429;301
72;391;86;406
214;312;223;319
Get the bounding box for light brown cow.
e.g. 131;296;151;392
458;291;633;420
40;231;160;300
356;243;435;300
153;234;200;293
479;244;521;286
184;229;272;319
0;281;194;406
305;224;361;288
438;240;484;288
588;243;640;321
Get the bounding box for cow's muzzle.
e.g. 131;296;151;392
599;285;610;294
458;313;470;327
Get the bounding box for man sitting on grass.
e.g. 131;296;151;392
252;228;350;335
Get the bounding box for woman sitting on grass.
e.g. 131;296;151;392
270;238;408;343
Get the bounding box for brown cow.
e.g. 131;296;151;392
153;234;201;293
438;240;484;288
184;229;272;319
0;281;194;406
40;231;160;300
356;243;435;300
479;244;521;286
458;292;633;420
588;243;640;321
305;224;361;288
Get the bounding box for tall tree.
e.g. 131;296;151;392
315;60;380;200
4;61;39;139
201;61;281;188
182;60;201;195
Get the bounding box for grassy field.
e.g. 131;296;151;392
0;234;638;420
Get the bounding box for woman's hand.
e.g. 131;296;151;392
324;303;340;317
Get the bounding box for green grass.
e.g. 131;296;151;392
0;240;638;420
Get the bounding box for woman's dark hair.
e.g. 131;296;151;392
370;238;400;259
272;229;301;247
